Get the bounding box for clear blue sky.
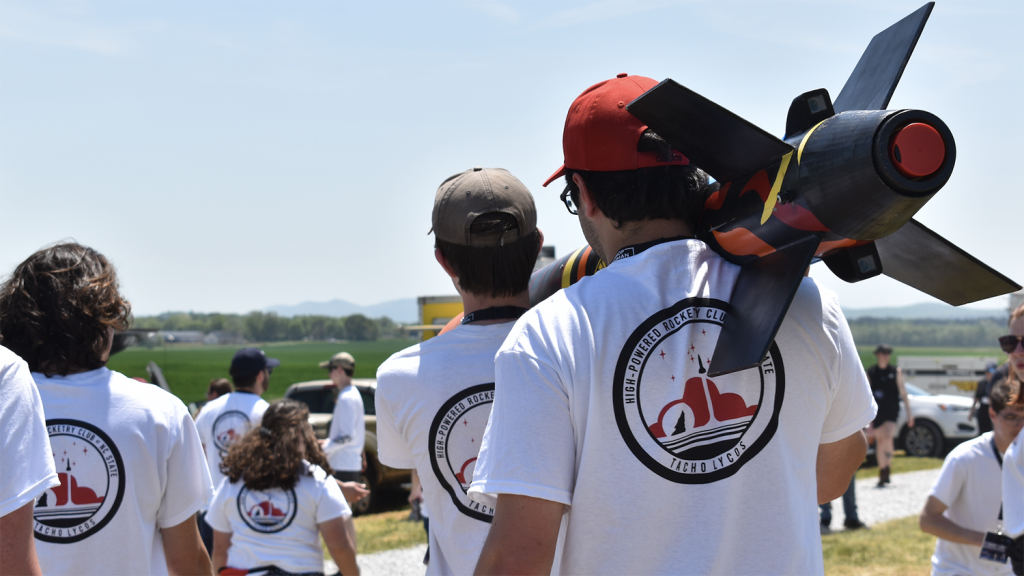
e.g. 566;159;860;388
1;0;1020;316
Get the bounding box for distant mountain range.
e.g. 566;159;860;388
842;302;1007;320
265;298;418;323
264;298;1007;324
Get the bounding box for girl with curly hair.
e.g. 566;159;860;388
0;242;213;576
207;399;359;576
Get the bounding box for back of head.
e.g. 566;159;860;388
545;74;710;229
220;398;332;490
432;167;541;298
208;377;233;398
991;376;1021;414
0;242;131;376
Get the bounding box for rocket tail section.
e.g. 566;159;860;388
874;219;1020;305
708;233;820;377
833;3;934;113
626;79;793;184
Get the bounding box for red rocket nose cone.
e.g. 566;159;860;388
889;122;946;178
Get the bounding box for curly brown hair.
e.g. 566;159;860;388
220;399;334;491
0;243;131;376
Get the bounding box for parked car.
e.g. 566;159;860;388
895;382;977;457
284;378;411;515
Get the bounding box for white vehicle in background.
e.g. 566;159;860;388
895;383;977;457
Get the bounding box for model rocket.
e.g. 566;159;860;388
529;3;1020;377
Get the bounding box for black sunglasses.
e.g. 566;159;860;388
560;185;578;215
998;334;1024;354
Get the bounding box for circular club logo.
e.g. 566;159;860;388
34;419;126;543
613;298;784;483
428;384;495;523
212;410;252;456
237;486;297;533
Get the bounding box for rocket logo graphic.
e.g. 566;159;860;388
613;298;784;483
34;419;126;543
237;487;297;533
213;410;252;457
428;384;495;523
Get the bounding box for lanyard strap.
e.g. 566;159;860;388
612;236;693;263
461;306;529;325
992;437;1004;522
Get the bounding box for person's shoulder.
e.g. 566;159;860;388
202;393;231;413
303;461;331;483
0;346;33;391
947;432;991;463
106;369;192;422
378;341;426;379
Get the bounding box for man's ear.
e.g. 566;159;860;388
572;173;601;219
536;229;545;258
435;248;457;279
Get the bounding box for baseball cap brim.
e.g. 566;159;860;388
542;164;566;188
266;357;281;369
318;360;331;368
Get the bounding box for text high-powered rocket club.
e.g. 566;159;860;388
529;2;1020;377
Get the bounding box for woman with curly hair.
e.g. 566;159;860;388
0;242;213;575
207;399;359;576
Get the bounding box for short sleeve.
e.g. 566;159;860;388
1003;428;1024;538
374;379;414;469
316;472;351;523
157;406;215;528
819;296;876;444
204;478;233;533
928;451;964;508
469;343;576;507
0;353;59;517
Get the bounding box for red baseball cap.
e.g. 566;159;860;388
542;73;689;187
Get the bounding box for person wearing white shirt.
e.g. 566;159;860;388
319;352;365;483
0;242;213;576
921;377;1023;576
0;345;60;576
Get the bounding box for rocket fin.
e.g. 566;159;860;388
708;233;820;377
627;79;793;183
833;3;933;113
874;219;1020;306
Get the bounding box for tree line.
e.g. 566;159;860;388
132;311;402;342
847;316;1008;348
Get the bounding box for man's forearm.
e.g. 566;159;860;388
919;512;985;546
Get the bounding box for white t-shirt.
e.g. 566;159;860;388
0;345;60;517
1004;426;1024;538
194;391;270;490
323;384;365;472
205;461;351;574
33;367;213;576
928;432;1012;576
469;239;875;576
377;322;513;575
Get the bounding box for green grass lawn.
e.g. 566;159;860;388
823;515;936;576
105;339;418;404
855;451;944;481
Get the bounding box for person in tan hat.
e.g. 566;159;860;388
375;167;542;574
469;75;874;576
319;352;365;483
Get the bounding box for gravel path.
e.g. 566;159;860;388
820;468;940;530
344;468;941;576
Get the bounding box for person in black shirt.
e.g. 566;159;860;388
868;344;914;487
970;362;999;434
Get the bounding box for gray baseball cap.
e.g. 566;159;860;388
429;167;537;247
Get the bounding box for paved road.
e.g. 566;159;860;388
343;468;941;576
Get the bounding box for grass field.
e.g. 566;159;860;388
105;339;419;404
856;345;1003;371
823;515;936;576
